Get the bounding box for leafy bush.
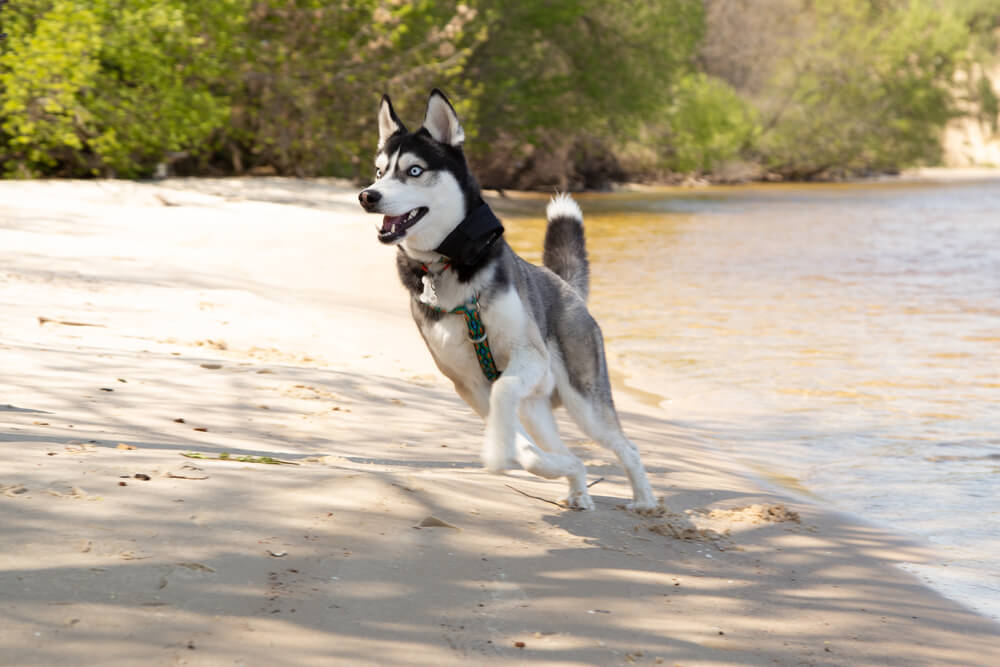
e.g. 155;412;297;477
224;1;485;178
0;0;240;177
660;73;759;174
755;0;970;178
0;1;102;176
462;0;704;188
0;0;996;184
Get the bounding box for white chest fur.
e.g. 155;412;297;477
418;313;485;384
414;286;548;389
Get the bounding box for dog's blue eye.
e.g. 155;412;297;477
375;167;383;179
408;165;424;177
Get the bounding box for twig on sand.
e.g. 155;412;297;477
165;472;210;480
181;452;299;465
505;484;565;508
37;316;105;328
505;477;605;510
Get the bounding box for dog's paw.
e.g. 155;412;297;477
480;451;510;474
625;497;664;516
481;436;517;474
560;490;595;511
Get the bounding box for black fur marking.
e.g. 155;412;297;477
379;94;408;139
380;129;476;196
486;250;511;297
378;92;505;295
380;122;500;286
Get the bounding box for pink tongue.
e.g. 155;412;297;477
381;214;405;232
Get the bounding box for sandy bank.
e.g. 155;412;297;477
1;178;997;666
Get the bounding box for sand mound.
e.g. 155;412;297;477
647;515;728;544
708;503;800;524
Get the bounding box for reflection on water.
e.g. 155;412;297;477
497;178;1000;619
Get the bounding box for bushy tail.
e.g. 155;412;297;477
543;193;590;300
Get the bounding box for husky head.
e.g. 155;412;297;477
358;90;481;254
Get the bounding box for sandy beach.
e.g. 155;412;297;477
2;178;997;666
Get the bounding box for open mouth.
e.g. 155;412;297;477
377;207;428;243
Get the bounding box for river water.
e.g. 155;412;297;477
499;177;1000;620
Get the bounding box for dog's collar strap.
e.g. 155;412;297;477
420;260;450;273
428;294;501;382
433;202;504;268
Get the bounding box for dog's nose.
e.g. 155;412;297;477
358;189;382;210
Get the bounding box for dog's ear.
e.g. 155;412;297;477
422;89;464;147
378;94;407;150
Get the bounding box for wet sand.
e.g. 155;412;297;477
1;178;997;666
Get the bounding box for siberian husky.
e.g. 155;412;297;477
358;89;657;511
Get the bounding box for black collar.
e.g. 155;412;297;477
434;202;504;269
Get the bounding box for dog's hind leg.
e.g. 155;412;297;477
482;350;592;510
560;387;658;512
519;396;592;510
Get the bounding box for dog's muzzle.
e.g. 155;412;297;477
358;189;381;211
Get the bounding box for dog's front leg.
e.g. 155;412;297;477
481;349;544;473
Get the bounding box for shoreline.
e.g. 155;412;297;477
472;164;1000;196
2;179;998;665
610;165;1000;193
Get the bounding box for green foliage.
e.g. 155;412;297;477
85;1;240;177
950;0;1000;37
181;452;297;465
1;0;997;184
0;1;101;175
977;74;999;133
460;0;704;187
0;0;240;177
755;0;970;177
226;1;485;177
948;0;1000;135
660;73;759;174
219;0;704;185
467;0;702;136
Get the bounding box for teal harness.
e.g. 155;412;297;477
422;263;502;382
433;295;502;382
420;201;506;383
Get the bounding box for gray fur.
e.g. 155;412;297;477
543;215;590;300
395;230;656;512
506;243;604;399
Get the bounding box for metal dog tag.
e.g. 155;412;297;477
419;274;439;307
